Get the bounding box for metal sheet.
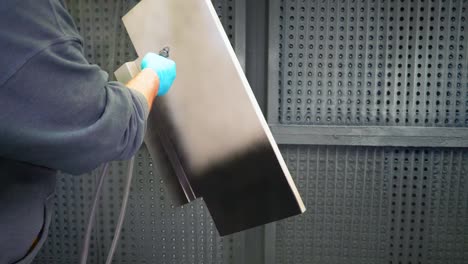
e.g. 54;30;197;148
121;0;305;235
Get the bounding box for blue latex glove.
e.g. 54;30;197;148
141;53;176;96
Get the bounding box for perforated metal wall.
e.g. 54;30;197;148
269;0;468;263
33;0;236;263
275;0;468;126
213;0;236;43
275;145;468;264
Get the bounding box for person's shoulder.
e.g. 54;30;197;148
0;0;83;87
49;0;84;40
0;0;82;41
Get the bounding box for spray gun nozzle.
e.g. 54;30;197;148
159;47;170;58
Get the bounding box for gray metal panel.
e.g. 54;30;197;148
269;145;468;264
270;125;468;147
33;0;240;263
244;0;269;112
269;0;468;127
122;0;305;235
267;0;282;124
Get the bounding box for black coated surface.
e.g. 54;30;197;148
194;142;302;235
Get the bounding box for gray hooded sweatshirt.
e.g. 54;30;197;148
0;0;148;262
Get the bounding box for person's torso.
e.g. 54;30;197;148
0;157;57;264
0;0;79;262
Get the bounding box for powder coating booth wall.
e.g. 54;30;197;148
33;0;468;263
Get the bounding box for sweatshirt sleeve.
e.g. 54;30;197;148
0;39;149;175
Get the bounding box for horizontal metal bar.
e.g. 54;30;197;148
270;125;468;148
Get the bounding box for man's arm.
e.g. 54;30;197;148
126;68;160;110
126;52;177;110
0;40;175;174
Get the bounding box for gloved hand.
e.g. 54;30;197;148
141;53;176;96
